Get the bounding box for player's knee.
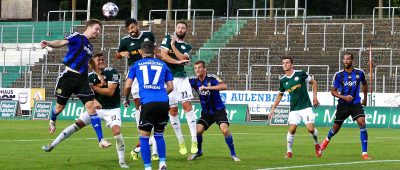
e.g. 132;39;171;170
112;127;121;136
55;104;65;114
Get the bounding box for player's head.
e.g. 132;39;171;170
194;60;207;77
282;56;294;71
89;53;106;71
175;21;187;39
343;52;354;69
140;41;156;57
125;18;139;37
85;19;102;39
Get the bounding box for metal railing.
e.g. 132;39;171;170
148;9;214;36
47;10;88;36
2;47;35;74
286;23;364;51
197;47;269;76
236;8;305;35
372;7;400;35
338;47;393;72
0;25;35;50
374;65;400;93
248;64;330;91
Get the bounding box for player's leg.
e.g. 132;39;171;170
321;104;348;151
138;103;157;170
180;77;197;154
153;102;169;169
42;116;86;152
301;108;321;157
352;104;370;160
132;78;142;156
188;116;208;161
168;82;187;154
286;110;301;158
215;110;240;161
149;135;159;160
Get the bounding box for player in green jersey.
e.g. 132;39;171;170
159;21;198;155
42;53;129;168
269;56;321;159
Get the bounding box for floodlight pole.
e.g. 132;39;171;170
86;0;91;21
131;0;138;19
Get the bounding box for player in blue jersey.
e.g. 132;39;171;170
123;41;186;170
40;19;111;148
42;53;129;168
320;52;371;160
186;60;240;162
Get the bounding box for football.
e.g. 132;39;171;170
102;2;119;18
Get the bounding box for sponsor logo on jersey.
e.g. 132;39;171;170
144;38;149;41
130;42;135;46
294;77;299;81
181;45;186;50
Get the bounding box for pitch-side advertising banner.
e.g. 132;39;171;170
0;88;45;111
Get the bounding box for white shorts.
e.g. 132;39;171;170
79;108;122;128
131;78;140;99
288;107;315;125
168;77;193;107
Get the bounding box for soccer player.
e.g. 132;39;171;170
187;60;240;162
40;19;110;148
320;52;371;160
42;53;129;168
269;56;321;158
115;18;157;160
159;21;198;155
124;41;185;170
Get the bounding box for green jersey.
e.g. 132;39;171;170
88;67;121;109
279;70;312;111
160;35;192;77
118;31;155;67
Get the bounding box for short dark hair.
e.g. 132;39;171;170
282;56;293;64
177;21;188;27
93;53;104;58
141;41;155;55
343;52;354;60
86;19;102;27
89;53;103;70
194;60;206;68
125;18;138;28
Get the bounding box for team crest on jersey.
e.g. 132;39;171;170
144;38;149;41
112;74;119;81
56;88;62;94
356;75;360;79
181;45;186;50
294;77;299;81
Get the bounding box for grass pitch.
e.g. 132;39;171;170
0;120;399;169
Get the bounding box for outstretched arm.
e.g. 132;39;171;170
268;92;284;120
41;40;68;48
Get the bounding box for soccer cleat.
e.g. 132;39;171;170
362;153;371;160
152;154;160;161
49;120;56;134
231;155;241;162
315;144;322;157
187;153;203;160
178;141;187;155
285;152;292;159
41;144;54;152
119;162;129;168
320;138;330;151
99;138;112;148
190;141;198;154
159;165;167;170
130;150;139;160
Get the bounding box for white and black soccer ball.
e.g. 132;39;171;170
102;2;119;18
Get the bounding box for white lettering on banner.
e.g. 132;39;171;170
229;110;236;120
393;115;400;124
0;88;31;111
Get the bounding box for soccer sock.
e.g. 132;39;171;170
287;132;295;153
327;128;336;141
311;128;319;144
154;132;166;163
197;135;203;154
225;134;237;156
360;126;368;153
51;123;80;147
114;134;125;162
150;136;158;155
90;113;103;142
140;135;151;169
170;114;184;142
50;107;58;121
185;110;197;142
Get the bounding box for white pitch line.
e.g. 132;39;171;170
258;160;400;170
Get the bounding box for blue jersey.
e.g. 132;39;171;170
189;74;226;115
332;68;367;105
63;32;93;74
127;57;173;104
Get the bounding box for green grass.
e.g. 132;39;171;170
0;120;399;169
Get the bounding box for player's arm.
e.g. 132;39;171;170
166;80;174;94
201;76;227;91
308;78;320;108
123;78;134;107
40;39;68;48
331;73;353;102
92;82;117;97
160;48;189;64
115;51;130;59
170;36;189;60
361;71;368;106
268;92;284;119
